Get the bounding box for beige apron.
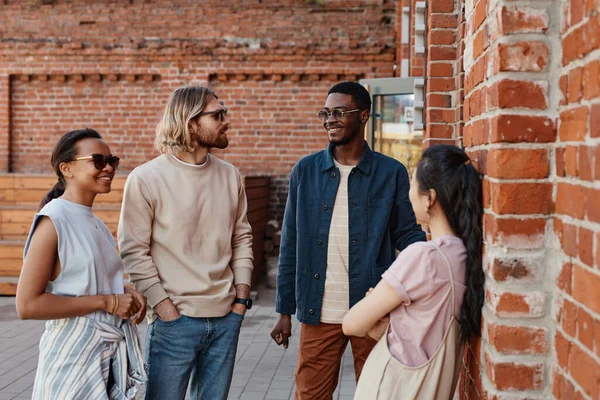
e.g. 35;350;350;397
354;243;464;400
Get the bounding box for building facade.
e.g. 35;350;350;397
1;0;599;398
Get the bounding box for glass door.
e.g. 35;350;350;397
360;78;423;177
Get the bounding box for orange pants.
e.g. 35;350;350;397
295;322;377;400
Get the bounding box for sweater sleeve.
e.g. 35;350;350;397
117;171;169;308
230;169;254;286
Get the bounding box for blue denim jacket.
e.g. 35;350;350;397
276;142;427;325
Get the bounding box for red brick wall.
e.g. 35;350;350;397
0;75;9;172
425;0;460;147
410;0;427;76
554;0;600;398
426;0;600;397
465;0;556;396
0;1;396;62
0;0;398;219
10;74;163;172
210;78;333;175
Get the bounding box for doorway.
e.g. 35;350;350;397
360;78;424;177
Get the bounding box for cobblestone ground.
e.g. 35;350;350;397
0;288;357;400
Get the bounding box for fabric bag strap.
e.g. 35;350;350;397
430;241;456;314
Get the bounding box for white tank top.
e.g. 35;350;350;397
23;198;124;325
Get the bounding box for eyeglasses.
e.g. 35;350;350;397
74;154;120;170
316;108;360;123
196;108;228;122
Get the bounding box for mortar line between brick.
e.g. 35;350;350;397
555;323;600;365
484;279;555;295
560;48;600;70
482;302;552;332
561;13;598;39
482;344;549;365
481;211;551;219
560;291;600;322
554;364;594;400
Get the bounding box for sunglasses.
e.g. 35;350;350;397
196;108;228;122
74;154;120;170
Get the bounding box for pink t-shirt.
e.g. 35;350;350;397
381;235;467;367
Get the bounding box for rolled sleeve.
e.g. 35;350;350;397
381;243;431;306
382;271;412;306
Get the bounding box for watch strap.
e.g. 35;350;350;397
233;297;252;309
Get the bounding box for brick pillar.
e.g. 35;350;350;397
464;0;558;397
425;0;460;147
0;75;9;172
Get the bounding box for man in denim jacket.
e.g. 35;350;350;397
270;82;426;399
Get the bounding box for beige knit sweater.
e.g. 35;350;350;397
118;154;254;322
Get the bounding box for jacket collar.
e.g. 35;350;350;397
320;141;373;175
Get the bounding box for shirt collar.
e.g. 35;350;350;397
320;141;373;175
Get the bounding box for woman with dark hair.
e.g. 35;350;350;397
342;144;484;399
16;129;147;399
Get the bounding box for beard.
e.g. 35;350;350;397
329;126;360;147
195;125;229;149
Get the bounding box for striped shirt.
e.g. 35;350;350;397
320;160;355;323
32;317;146;400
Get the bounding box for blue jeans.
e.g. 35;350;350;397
144;312;244;400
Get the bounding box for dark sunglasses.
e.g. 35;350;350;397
74;154;120;170
196;108;228;122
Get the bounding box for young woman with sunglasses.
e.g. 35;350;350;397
342;145;484;400
16;128;147;399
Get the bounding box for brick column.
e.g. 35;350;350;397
465;0;558;397
0;75;9;172
425;0;460;147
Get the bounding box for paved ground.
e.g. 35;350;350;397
0;287;357;400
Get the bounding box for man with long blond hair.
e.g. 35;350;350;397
118;86;254;399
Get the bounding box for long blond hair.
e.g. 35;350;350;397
155;86;217;154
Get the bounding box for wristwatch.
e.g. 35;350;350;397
233;297;253;310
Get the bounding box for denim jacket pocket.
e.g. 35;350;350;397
367;197;394;238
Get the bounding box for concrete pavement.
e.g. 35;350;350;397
0;288;357;400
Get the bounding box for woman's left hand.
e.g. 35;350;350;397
124;286;147;325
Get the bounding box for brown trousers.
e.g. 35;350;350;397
295;322;377;400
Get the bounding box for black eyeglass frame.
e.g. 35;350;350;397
195;108;228;122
